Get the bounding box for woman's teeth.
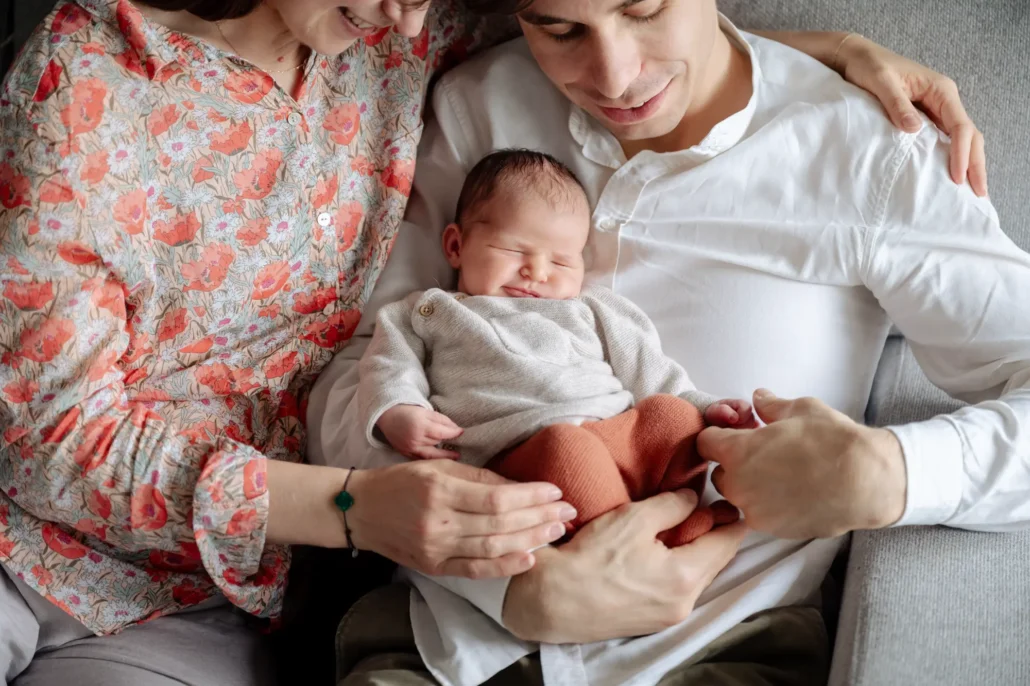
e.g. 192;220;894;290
341;8;375;30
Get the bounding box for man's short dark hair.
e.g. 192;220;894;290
455;149;587;226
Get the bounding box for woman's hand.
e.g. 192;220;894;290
835;34;988;197
346;460;576;578
502;491;749;644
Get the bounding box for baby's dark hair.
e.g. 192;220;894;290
455;149;587;226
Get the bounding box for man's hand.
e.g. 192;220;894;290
698;389;907;540
377;405;463;460
502;491;749;644
704;398;758;429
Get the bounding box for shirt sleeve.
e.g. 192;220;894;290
0;85;276;613
584;288;715;411
863;123;1030;531
357;293;434;448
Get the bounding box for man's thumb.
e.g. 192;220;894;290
752;388;792;424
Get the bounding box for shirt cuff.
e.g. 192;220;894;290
193;448;287;616
887;417;965;527
427;573;513;626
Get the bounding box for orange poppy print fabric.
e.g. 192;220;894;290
0;0;486;634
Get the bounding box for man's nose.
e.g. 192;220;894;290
588;30;642;101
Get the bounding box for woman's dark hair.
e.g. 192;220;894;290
136;0;262;21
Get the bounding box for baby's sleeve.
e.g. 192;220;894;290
357;292;435;448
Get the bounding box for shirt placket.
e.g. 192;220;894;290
590;158;652;291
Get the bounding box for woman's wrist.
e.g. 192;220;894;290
341;467;375;552
266;460;351;548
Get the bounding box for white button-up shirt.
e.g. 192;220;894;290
307;17;1030;686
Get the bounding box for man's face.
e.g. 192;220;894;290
518;0;720;142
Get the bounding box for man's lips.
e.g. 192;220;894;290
503;286;540;298
597;83;670;125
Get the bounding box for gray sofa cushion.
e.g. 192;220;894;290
720;2;1030;684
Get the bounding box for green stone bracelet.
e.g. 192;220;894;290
334;468;358;558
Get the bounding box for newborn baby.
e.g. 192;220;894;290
358;149;750;545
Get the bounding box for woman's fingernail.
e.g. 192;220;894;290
559;505;577;522
680;490;699;506
754;388;772;400
902;113;920;130
548;523;566;539
546;486;563;500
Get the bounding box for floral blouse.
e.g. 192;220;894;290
0;0;484;634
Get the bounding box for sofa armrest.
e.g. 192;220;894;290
830;338;1030;685
830;527;1030;686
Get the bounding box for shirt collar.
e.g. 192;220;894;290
76;0;215;79
569;13;761;169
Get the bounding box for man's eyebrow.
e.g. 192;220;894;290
520;0;647;26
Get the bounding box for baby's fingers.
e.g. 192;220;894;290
412;445;462;460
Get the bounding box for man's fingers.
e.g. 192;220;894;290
751;388;802;425
437;551;537;579
670;521;749;587
711;465;728;498
696;426;745;464
629;490;700;536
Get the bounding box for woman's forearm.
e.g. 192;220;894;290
750;30;851;71
266;459;351;548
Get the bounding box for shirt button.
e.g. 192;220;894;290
323;301;337;315
288;112;303;126
317;212;333;227
418;303;434;317
453;294;467;302
599;218;619;232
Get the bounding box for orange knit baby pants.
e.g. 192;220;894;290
487;394;739;547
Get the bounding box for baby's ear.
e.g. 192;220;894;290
442;223;463;269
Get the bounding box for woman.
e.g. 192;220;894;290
0;0;986;683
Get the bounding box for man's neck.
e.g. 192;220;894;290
621;31;753;159
133;2;304;69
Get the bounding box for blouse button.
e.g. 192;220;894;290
323;301;337;315
317;212;333;227
418;303;434;317
288;112;303;126
453;294;467;302
599;218;619;232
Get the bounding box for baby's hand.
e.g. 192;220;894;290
704;399;758;429
377;405;464;460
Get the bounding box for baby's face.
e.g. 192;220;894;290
444;188;589;300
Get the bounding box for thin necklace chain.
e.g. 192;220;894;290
214;21;307;75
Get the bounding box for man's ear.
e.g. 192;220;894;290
442;223;463;269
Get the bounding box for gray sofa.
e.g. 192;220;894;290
718;1;1030;684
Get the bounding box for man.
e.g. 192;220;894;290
310;0;1030;683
